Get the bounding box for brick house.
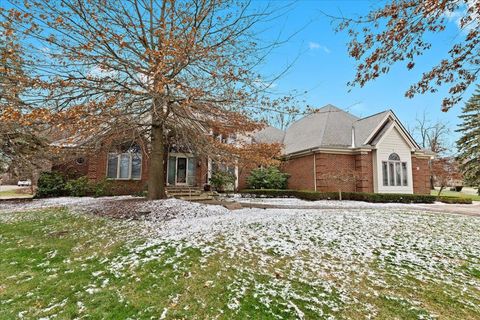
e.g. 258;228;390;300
53;104;433;195
52;137;211;195
243;104;433;194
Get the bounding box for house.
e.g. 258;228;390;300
243;105;433;194
52;104;433;195
52;135;211;195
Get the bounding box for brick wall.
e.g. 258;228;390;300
282;154;315;190
237;167;251;190
315;153;356;192
412;156;431;194
355;152;374;193
246;152;375;192
195;157;209;188
52;155;89;180
86;149;150;195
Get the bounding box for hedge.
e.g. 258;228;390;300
240;189;437;204
437;196;472;204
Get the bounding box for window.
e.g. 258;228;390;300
106;143;142;180
382;153;408;187
382;162;388;186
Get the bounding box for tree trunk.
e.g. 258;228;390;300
338;189;342;201
437;185;444;196
148;121;166;200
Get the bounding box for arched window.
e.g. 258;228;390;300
106;142;142;180
382;153;408;187
388;153;400;161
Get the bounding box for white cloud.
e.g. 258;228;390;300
308;42;331;54
444;0;479;33
308;41;321;50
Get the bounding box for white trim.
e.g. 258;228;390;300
374;122;416;151
234;165;239;190
374;126;414;194
207;157;212;182
167;154;196;186
363;113;392;146
106;152;142;181
351;126;356;148
283;147;373;160
175;156;188;185
364;112;420;150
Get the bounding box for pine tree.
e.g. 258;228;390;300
456;86;480;194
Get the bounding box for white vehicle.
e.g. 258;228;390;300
17;179;32;187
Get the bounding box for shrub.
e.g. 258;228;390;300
132;190;147;197
210;171;236;192
437;196;472;204
92;178;114;197
36;172;66;198
65;176;90;197
240;189;437;204
246;167;289;190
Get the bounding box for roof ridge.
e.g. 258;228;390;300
355;109;391;122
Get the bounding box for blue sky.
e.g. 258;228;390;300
253;0;475;148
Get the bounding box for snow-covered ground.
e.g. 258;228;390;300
1;197;479;318
125;201;480;318
233;195;418;208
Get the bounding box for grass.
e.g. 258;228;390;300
0;189;33;198
431;189;480;201
0;207;479;319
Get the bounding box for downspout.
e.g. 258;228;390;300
313;150;317;191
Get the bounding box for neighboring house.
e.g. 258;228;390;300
244;104;433;194
52;104;433;195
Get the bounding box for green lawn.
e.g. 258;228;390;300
0;207;479;319
431;189;480;201
0;189;33;198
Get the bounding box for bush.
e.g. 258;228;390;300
437;196;472;204
92;178;114;197
246;167;289;190
240;189;437;204
210;171;236;192
65;176;90;197
36;172;66;198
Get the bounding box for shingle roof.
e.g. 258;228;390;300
283;104;359;154
353;110;391;147
252;126;285;144
256;104;418;155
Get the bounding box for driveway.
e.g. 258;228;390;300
236;197;480;217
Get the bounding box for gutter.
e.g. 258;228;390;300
281;145;374;160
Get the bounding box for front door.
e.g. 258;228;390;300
176;157;187;184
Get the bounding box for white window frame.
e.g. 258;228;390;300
166;153;195;186
106;152;142;180
382;155;408;187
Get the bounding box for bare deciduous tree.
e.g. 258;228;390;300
333;0;480;111
432;157;463;196
1;0;293;199
413;111;451;155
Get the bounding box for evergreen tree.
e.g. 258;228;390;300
456;86;480;194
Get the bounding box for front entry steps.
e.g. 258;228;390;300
166;186;215;202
